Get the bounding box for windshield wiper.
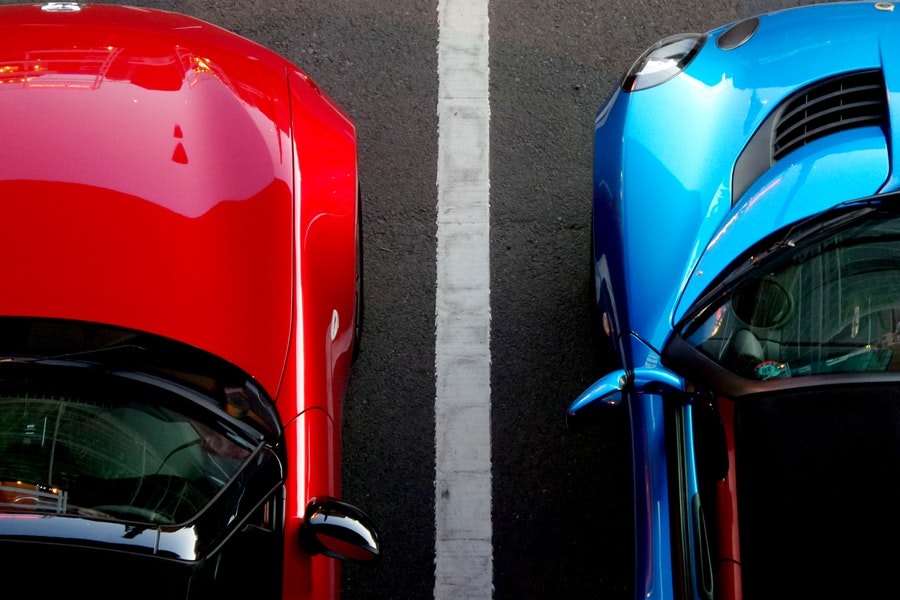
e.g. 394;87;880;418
0;343;147;365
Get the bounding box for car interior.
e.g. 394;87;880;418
733;383;900;598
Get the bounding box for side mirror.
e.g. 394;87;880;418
567;367;684;430
566;370;628;432
298;497;381;562
568;370;628;415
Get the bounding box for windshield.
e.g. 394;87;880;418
0;362;257;525
683;205;900;380
0;318;277;527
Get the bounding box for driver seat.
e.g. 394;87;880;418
723;328;765;378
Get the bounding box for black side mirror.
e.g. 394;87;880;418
298;497;381;562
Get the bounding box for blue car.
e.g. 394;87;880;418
570;3;900;599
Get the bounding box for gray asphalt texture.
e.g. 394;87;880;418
0;1;838;598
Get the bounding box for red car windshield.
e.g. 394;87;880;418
0;383;252;525
0;318;278;526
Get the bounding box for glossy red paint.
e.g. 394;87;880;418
714;398;742;600
284;407;341;599
0;4;360;598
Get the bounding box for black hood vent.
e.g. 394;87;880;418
732;69;888;206
772;69;887;161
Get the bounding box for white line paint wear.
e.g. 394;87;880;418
435;0;492;598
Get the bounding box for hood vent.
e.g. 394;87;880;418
732;69;888;205
772;70;887;161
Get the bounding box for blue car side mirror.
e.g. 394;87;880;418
567;367;685;426
568;370;629;418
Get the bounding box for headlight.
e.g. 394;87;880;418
621;33;706;92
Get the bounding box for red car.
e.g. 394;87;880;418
0;3;379;598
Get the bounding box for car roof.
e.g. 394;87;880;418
0;4;297;394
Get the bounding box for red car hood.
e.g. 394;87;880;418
0;4;296;394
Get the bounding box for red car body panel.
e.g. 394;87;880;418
714;398;741;600
0;4;359;598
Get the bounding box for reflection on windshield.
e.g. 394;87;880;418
0;384;253;525
685;208;900;379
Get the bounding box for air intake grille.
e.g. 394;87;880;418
772;70;887;161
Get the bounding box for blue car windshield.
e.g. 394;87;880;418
683;203;900;380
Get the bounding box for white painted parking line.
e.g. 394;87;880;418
434;0;492;598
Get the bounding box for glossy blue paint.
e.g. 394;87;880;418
568;371;627;415
569;364;684;417
594;1;900;355
579;3;900;599
674;126;890;324
681;402;703;598
629;392;674;600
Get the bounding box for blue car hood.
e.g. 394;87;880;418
602;2;900;354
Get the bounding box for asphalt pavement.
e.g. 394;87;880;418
0;1;836;598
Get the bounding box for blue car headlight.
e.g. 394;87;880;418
622;33;706;92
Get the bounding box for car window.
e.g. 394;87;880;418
683;206;900;380
0;364;257;525
0;319;275;527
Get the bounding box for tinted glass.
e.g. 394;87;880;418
684;208;900;379
0;363;255;525
0;318;274;527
